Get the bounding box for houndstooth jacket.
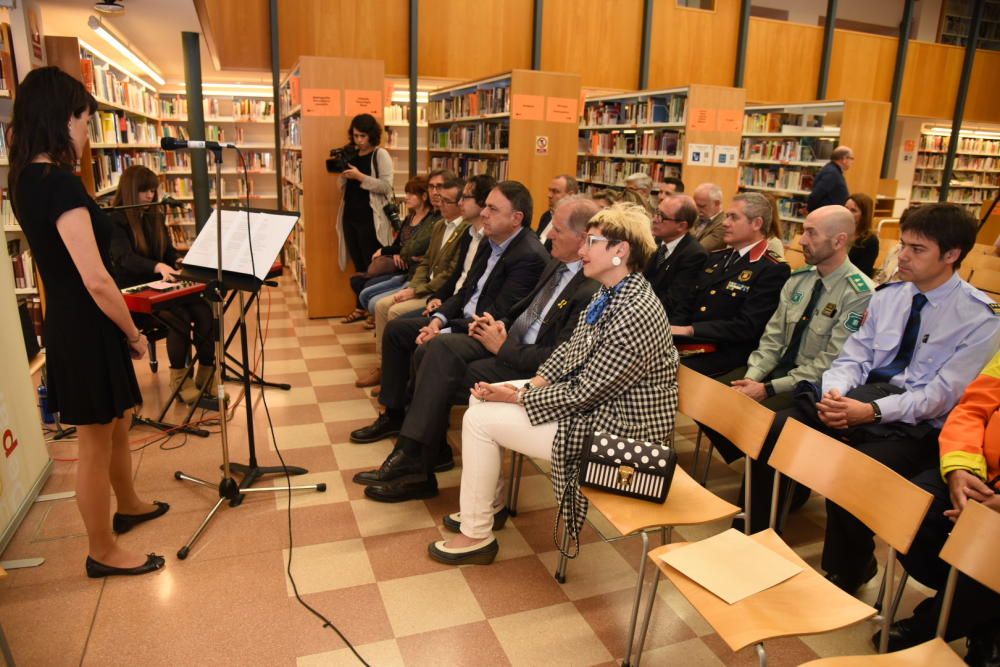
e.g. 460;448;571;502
523;271;679;554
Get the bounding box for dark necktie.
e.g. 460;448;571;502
866;293;929;384
655;243;669;268
772;277;825;378
508;264;569;342
722;248;739;271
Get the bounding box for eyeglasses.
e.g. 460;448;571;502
428;183;444;190
460;194;476;200
654;212;683;223
586;234;611;249
439;197;460;205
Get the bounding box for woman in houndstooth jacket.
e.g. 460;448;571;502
429;203;679;566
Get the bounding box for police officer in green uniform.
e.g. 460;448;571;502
704;205;876;530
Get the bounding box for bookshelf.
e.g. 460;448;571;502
280;56;385;318
577;84;746;200
738;99;890;239
937;0;1000;51
383;80;429;195
427;70;581;223
911;124;1000;214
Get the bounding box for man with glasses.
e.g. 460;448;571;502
353;196;600;503
644;194;707;319
807;145;853;212
670;192;790;377
692;183;727;252
349;182;548;490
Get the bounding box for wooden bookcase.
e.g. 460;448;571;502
383;79;429;195
937;0;1000;50
739;99;890;239
280;56;385;318
427;70;581;223
912;123;1000;214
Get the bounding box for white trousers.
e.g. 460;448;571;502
459;382;558;539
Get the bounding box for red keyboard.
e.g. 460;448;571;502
121;280;206;314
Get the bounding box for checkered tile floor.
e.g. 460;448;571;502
0;277;948;666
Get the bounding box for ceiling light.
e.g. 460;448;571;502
78;38;155;91
201;82;272;91
94;0;125;14
88;16;164;85
391;90;429;104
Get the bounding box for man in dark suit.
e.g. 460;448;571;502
353;197;602;501
644;193;708;320
349;181;549;449
535;174;578;252
807;145;853;212
671;191;790;377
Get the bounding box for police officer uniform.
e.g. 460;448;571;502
674;238;790;377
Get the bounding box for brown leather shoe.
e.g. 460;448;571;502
355;367;381;388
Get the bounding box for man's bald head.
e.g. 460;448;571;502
831;145;855;171
813;204;856;240
800;205;854;271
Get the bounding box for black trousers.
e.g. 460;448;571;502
679;344;753;378
898;469;1000;641
747;386;939;573
380;316;428;410
342;206;380;273
136;299;216;369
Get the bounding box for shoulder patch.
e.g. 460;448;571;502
847;273;871;294
875;280;905;291
789;266;815;276
764;250;787;264
989;302;1000;315
844;311;863;332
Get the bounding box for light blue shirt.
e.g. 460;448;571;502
521;261;582;345
433;227;523;326
823;272;1000;427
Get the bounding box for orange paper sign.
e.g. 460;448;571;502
345;89;383;118
718;109;742;134
512;94;545;121
546;96;578;124
384;80;395;107
689;108;717;131
289;76;301;105
903;139;917;152
302;88;341;117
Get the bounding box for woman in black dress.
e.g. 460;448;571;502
109;165;222;405
8;68;166;578
845;192;880;278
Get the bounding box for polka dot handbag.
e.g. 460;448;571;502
579;431;677;503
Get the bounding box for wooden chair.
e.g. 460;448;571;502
785;247;807;270
0;566;14;666
970;268;1000;298
877;218;900;242
633;418;933;665
800;500;1000;666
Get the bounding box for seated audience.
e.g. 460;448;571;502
644;193;708;320
536;174;578;250
621;187;657;219
763;193;785;258
624;172;655;207
347;176;436;327
670;192;790;377
691;182;727;252
349;181;548;452
748;203;1000;595
591;189;619;209
878;349;1000;663
427;203;679;565
845;192;879;278
660;176;685;195
352;197;601;502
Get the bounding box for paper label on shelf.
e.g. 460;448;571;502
535;136;549;155
384;80;395;106
714;145;739;168
345;90;383;118
546;97;578;124
718;109;743;134
903;139;916;153
290;76;301;105
687;143;714;166
302;88;340;117
689;108;717;131
512;94;545;121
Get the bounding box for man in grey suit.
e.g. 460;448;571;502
692;183;727;252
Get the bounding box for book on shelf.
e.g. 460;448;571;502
283;116;301;146
159;95;188;119
384;103;427;125
233;98;274;121
581;129;682;158
7;238;36;290
80;54;158;117
743;111;834;135
0;122;8;159
1;191;13;227
91;149;165;194
577;158;681;186
739;166;814;192
161;122;190;140
582;94;686;126
920;134;1000;155
428;82;510;121
429;155;509;181
430;122;508;151
740;136;832;162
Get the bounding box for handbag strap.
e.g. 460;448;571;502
552;463;585;560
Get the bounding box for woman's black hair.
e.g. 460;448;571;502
8;66;97;214
348;113;382;147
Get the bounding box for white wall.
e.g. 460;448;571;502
751;0;942;39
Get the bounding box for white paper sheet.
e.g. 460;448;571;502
183;208;298;281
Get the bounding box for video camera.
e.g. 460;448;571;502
325;144;359;173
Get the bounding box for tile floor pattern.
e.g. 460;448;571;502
0;277;957;666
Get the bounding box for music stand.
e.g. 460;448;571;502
170;153;325;560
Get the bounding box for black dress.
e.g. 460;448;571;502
849;234;880;278
342;150;380;272
15;164;141;425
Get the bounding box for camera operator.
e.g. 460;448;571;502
334;113;395;273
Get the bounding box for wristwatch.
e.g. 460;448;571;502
870;401;882;424
763;381;776;398
516;383;532;406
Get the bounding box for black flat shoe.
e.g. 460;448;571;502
871;615;934;653
825;557;878;596
113;501;170;534
350;412;401;444
364;475;438;503
353;449;423;486
86;553;165;579
443;506;509;533
428;536;498;566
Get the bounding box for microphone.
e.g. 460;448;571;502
160;137;236;151
159;196;186;208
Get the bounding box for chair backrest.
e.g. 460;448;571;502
971;268;1000;296
940;500;1000;595
767;418;932;554
877;218;900;241
785;248;806;271
677;365;775;461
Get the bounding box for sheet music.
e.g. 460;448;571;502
183;209;298;281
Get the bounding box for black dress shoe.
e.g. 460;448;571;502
825;557;879;595
364;475;438;503
871;615;934;653
443;506;509;533
434;446;455;473
86;553;166;579
350;412;401;444
967;623;1000;667
113;501;170;534
352;449;424;486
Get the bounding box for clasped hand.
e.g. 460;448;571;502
945;469;998;522
468;313;507;354
471;381;518;403
815;389;875;430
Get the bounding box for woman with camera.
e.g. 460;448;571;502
108;165;223;405
346;175;437;326
429;203;679;565
335;113;395;295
